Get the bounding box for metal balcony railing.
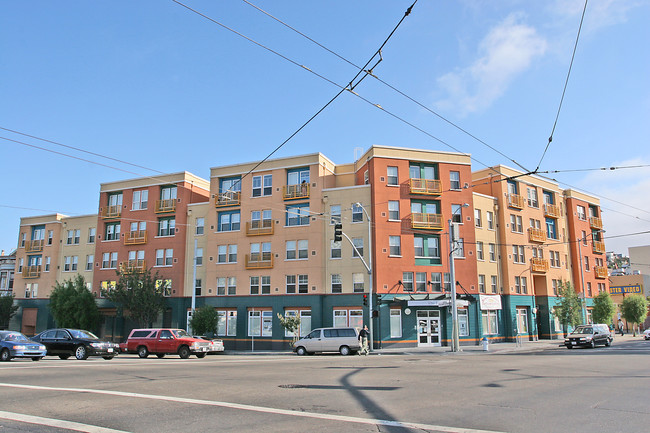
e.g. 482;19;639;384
409;178;442;195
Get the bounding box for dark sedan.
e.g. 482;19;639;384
32;328;119;360
0;330;48;362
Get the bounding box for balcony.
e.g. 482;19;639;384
528;227;547;243
22;265;41;279
530;257;549;273
592;240;605;254
589;216;603;230
411;213;443;230
119;259;146;273
124;230;147;245
245;253;274;270
246;221;274;236
544;203;561;219
507;193;525;210
101;205;122;219
409;178;442;195
594;266;607;279
24;239;44;253
283;183;310;200
216;191;241;208
155;199;176;213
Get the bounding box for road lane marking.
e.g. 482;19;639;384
0;382;503;433
0;410;129;433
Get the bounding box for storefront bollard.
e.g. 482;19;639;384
481;336;489;352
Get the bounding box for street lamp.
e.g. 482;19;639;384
449;203;469;352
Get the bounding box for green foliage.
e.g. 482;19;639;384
277;313;301;343
189;305;219;336
592;291;616;325
102;268;167;328
621;295;648;335
49;274;100;330
0;293;19;330
554;281;583;332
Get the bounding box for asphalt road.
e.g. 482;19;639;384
1;337;649;433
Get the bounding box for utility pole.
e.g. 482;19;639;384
448;220;460;352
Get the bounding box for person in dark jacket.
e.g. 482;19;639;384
358;325;369;356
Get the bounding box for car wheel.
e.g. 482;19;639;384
566;345;573;349
59;354;70;360
196;353;206;359
296;346;307;356
102;356;114;360
0;348;11;362
178;346;190;359
156;353;165;359
605;339;611;347
31;357;42;361
75;345;88;360
138;346;149;358
590;340;596;349
339;345;351;356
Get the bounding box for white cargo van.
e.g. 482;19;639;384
293;327;360;356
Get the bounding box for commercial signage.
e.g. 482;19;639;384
479;295;502;310
609;285;642;295
407;300;469;307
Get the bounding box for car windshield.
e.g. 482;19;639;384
1;332;30;342
69;330;99;340
573;327;593;334
172;329;191;338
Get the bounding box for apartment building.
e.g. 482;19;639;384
0;250;15;297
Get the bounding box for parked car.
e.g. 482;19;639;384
564;324;612;349
293;327;360;356
120;328;211;359
194;336;225;354
643;329;650;340
0;330;47;362
31;328;119;360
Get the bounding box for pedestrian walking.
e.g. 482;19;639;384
358;325;369;356
618;319;624;336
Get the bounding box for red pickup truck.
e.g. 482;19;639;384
119;328;211;359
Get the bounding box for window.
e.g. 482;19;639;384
217;310;236;336
516;308;528;333
545;218;557;240
478;275;486;293
364;170;369;184
414;235;440;260
527;187;538;208
44;256;50;272
158;217;175;237
450;171;461;189
512;245;525;263
510;215;523;233
491;275;498;294
195;218;204;235
286;204;309;226
286;240;308;260
388;201;400;220
521;276;528;294
286;275;296;294
331;274;342;293
550;251;560;268
86;255;93;271
584;256;590;271
252;174;272;197
248;310;272;337
475;209;482;227
160;185;177;201
352;204;363;222
101;252;117;269
552;279;559;296
250;242;271;263
64;256;78;272
581;230;588;246
387;166;398;185
458;308;469;336
452;238;464;258
217;244;237;263
451;204;463;223
132;189;148;210
587;282;592;297
330;240;341;259
217;278;226;295
352;238;363;257
416;272;427;292
482;310;498;334
195;279;202;296
218;211;241;232
298;274;308;293
287;167;310;185
87;228;96;243
486;211;494;229
389;236;401;256
577;205;586;220
155;249;173;266
250;276;259;295
195;248;203;266
333;309;363;328
390;309;402;338
227;277;236;295
105;223;120;241
402;272;413;292
444;273;451;292
330;205;341;224
489;243;496;262
430;273;442;292
261;276;271;295
476;242;484;260
515;276;522;294
353;273;364;293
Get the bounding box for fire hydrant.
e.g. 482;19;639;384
481;336;489;352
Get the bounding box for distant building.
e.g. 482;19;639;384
0;250;15;296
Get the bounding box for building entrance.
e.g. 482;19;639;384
417;310;441;347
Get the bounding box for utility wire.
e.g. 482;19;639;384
535;0;588;171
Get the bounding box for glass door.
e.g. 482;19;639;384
417;310;441;347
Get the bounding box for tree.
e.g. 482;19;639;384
620;295;648;336
277;313;301;344
554;281;583;335
189;305;219;336
0;293;19;330
49;274;101;330
102;268;167;328
592;291;616;326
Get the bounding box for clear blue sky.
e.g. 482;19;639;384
1;0;649;255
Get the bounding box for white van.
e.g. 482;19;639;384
293;327;360;356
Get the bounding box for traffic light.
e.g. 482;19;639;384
363;294;368;306
334;223;342;242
